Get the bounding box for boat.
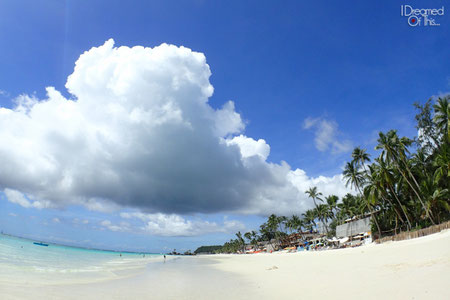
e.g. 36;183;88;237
33;242;49;247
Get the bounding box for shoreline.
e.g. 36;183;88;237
1;229;449;299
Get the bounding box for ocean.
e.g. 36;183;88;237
0;233;161;285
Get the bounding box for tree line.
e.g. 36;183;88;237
199;96;449;254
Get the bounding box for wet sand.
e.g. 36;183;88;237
1;230;449;299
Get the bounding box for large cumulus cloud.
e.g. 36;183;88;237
0;39;350;216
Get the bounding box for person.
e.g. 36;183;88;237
164;254;166;262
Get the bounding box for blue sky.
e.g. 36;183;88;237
0;0;448;252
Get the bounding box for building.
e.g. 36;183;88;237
335;215;373;246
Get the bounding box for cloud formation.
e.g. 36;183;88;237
0;39;351;217
303;117;353;154
4;188;52;209
119;212;245;236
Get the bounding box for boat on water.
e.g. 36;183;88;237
33;242;49;247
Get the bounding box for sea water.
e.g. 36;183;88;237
0;234;161;285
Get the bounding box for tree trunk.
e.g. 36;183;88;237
356;185;382;239
381;194;405;229
388;182;412;230
392;153;435;224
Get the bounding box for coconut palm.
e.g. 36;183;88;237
325;195;339;220
305;187;328;234
433;96;449;142
433;143;450;186
365;164;410;233
352;147;371;171
244;232;252;244
286;215;301;234
376;130;435;224
291;215;304;233
302;209;316;232
235;231;245;253
305;187;322;209
244;231;259;250
316;204;331;235
276;215;288;234
375;157;412;230
420;178;450;224
343;161;382;238
213;96;450;255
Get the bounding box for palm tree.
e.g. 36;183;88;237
365;164;409;233
338;194;359;222
376;130;435;224
316;204;331;235
433;143;450;186
325;195;339;234
343;162;365;192
302;209;316;232
276;215;288;234
286;215;299;234
433;96;449;142
235;231;245;253
305;187;322;208
305;187;328;235
264;214;281;250
376;157;412;230
352;147;371;171
325;195;338;220
290;215;304;233
244;231;259;250
420;177;450;224
343;161;382;238
266;214;279;233
244;232;252;244
214;96;450;254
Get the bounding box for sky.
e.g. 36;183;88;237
0;0;448;253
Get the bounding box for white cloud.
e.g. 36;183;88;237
13;94;39;113
52;217;60;223
214;101;245;137
120;212;245;237
100;220;111;226
225;135;270;160
73;217;90;225
4;188;32;208
303;117;353;154
100;219;130;232
8;212;18;217
0;39;351;217
3;188;52;209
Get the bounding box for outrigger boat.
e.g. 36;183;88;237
33;242;49;247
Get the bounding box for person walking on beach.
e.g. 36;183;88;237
164;255;166;262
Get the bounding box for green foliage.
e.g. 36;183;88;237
346;95;450;235
194;245;223;254
210;95;450;252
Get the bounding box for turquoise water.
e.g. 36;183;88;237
0;234;161;285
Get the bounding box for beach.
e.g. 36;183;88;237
1;230;449;299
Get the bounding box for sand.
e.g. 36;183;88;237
1;230;449;299
209;230;450;299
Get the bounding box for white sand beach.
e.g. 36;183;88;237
1;230;449;300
